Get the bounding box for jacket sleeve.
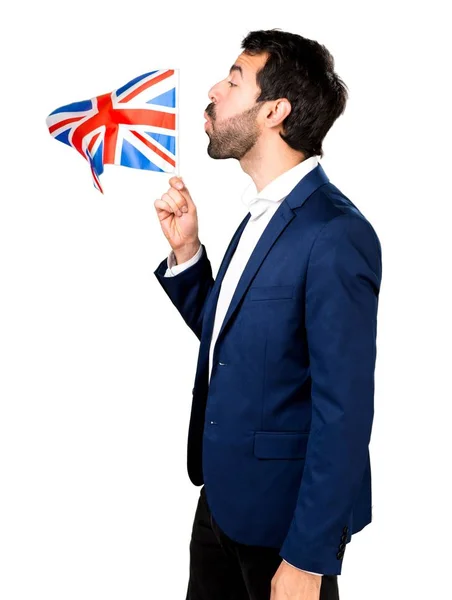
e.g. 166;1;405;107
153;243;214;341
279;213;382;575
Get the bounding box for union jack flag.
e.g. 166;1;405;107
46;69;179;194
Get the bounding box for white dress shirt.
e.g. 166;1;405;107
164;155;323;576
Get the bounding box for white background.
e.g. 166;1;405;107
1;1;451;598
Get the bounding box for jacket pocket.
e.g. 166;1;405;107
248;285;294;301
253;431;310;459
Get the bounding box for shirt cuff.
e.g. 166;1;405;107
164;243;203;277
282;559;322;576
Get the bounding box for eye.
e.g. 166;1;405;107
227;81;237;87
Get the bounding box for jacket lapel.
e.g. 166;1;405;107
199;162;330;376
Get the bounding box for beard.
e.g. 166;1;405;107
206;103;263;160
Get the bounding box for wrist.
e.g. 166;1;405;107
173;240;201;264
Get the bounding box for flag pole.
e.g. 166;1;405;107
175;67;180;178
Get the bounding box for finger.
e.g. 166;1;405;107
166;187;189;213
154;199;174;218
161;192;183;217
173;184;195;211
169;176;194;207
168;175;184;190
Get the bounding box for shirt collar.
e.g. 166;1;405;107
241;155;320;220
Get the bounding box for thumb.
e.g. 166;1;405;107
177;178;195;207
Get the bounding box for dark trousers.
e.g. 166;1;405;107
186;485;340;600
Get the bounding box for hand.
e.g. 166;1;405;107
154;176;199;253
271;561;321;600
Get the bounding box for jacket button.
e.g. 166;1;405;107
336;551;344;560
338;542;346;551
340;533;347;542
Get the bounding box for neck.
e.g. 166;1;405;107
239;139;306;193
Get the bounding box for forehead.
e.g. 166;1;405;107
230;51;269;82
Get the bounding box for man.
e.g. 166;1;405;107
153;28;382;600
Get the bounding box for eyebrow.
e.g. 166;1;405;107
229;64;244;79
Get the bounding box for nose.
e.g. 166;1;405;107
207;85;220;114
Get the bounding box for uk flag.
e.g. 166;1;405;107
46;69;179;194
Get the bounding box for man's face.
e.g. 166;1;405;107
204;51;269;160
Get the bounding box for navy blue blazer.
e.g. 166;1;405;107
154;163;382;575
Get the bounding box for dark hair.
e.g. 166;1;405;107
240;28;348;158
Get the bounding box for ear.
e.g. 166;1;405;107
266;98;292;128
